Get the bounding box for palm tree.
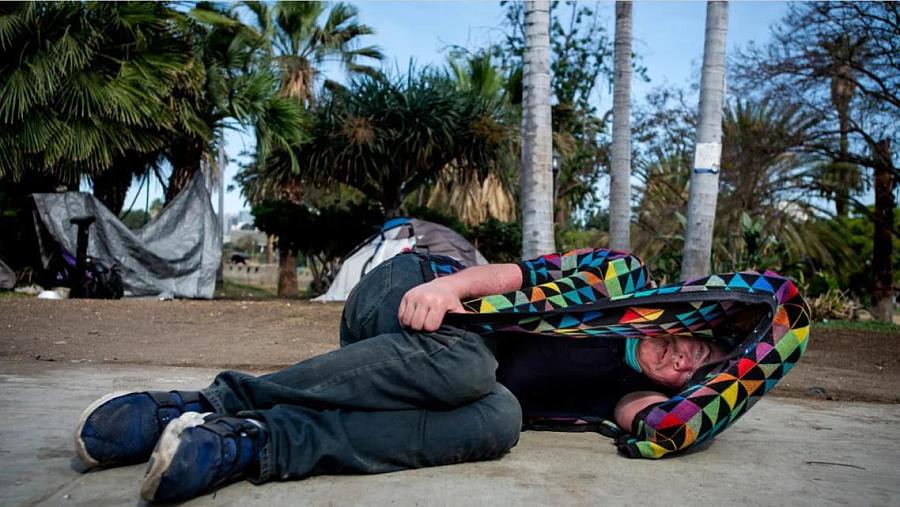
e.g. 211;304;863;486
633;148;693;283
297;71;511;217
520;0;555;259
164;4;306;204
824;35;861;219
238;1;382;297
423;50;517;226
715;99;828;271
265;2;382;103
237;0;382;196
0;2;194;212
634;97;827;283
609;1;633;251
680;1;728;280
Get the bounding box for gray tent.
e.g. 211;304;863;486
31;172;221;299
0;257;14;290
314;218;487;302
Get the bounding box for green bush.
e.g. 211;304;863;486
251;200;383;295
797;209;900;303
469;219;521;263
557;228;606;253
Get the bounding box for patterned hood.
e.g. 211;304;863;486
441;248;810;459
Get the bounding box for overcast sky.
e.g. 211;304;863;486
123;1;789;216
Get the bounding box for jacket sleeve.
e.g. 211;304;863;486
517;248;634;288
462;248;652;316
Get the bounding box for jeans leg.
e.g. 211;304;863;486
243;383;522;482
340;253;425;346
203;325;497;414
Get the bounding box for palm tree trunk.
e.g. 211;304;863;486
520;0;555;259
609;1;633;251
871;139;895;321
830;45;856;219
277;246;299;298
834;114;851;218
681;1;728;280
92;169;135;215
166;137;204;203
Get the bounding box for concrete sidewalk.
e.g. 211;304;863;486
1;360;898;507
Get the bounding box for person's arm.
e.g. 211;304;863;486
518;248;621;287
399;263;523;331
613;391;669;432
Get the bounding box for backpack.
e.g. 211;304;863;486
44;249;124;299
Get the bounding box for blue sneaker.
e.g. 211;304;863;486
140;413;268;503
74;391;212;467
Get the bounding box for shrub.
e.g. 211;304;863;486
469;219;521;263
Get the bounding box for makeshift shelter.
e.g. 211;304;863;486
31;171;221;299
314;218;487;302
0;256;14;289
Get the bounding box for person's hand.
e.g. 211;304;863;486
398;280;465;332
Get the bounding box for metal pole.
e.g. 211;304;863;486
216;147;226;285
69;216;96;298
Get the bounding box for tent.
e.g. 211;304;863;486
0;256;14;290
31;171;222;299
314;218;487;302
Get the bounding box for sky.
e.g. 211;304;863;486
122;0;790;218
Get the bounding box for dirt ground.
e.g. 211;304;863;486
1;297;898;404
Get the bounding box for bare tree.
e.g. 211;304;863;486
520;0;556;258
609;1;633;251
734;2;898;320
681;1;729;280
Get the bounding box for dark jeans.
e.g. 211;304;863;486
202;254;522;482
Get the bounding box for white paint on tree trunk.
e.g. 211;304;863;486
520;0;556;259
609;1;633;251
681;1;729;280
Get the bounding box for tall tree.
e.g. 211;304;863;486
496;1;645;230
520;0;555;258
289;71;511;217
424;50;517;226
734;2;898;320
0;2;193;213
871;139;895;321
632;89;828;284
609;1;633;251
827;35;859;218
164;4;305;204
240;1;381;298
680;1;728;280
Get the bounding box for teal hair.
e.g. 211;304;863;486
624;338;642;373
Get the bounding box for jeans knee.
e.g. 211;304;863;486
442;350;498;406
417;328;498;406
483;384;522;453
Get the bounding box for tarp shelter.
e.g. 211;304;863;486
0;256;14;289
31;171;222;299
314;218;487;302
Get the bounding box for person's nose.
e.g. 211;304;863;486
674;351;697;371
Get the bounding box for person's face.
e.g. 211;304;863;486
636;336;727;389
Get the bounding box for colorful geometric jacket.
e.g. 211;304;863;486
436;248;810;459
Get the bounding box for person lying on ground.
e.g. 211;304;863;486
74;250;726;503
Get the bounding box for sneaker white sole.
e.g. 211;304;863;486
73;391;132;468
140;411;211;502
